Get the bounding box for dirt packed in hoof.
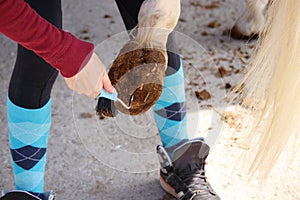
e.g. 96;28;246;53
108;41;166;115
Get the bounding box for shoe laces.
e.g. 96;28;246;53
179;167;215;196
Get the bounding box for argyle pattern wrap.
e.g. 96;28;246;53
153;60;189;147
7;98;51;193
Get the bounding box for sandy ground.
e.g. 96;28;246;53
0;0;299;199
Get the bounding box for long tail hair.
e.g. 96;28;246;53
234;0;300;179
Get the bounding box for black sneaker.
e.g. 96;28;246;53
157;139;220;200
0;190;55;200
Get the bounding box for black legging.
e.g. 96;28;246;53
8;0;61;109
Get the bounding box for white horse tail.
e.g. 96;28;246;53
234;0;300;179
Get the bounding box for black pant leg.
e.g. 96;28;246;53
8;0;62;109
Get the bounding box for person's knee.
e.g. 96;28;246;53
9;47;58;108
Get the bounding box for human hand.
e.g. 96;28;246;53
64;52;115;98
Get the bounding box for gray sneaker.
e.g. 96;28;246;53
0;190;55;200
157;139;221;200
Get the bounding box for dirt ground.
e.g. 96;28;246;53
0;0;299;199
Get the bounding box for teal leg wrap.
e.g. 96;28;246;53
7;97;51;193
153;61;189;147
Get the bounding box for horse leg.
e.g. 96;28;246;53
231;0;268;39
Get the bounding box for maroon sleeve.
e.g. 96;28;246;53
0;0;94;77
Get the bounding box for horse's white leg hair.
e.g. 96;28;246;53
233;0;269;37
136;0;180;48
